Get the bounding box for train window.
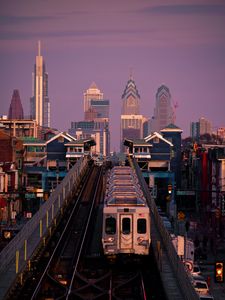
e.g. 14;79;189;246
137;219;146;234
105;217;116;234
122;218;130;234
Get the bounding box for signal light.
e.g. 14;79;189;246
215;261;224;282
168;184;172;194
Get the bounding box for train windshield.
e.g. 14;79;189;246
137;219;146;234
122;218;131;234
105;217;116;234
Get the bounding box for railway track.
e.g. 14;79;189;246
65;253;154;300
5;162;167;300
5;163;102;300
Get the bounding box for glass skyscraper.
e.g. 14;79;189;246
30;41;50;128
8;89;24;119
150;85;173;133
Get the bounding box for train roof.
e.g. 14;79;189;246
108;174;136;180
106;191;143;199
106;186;143;196
107;179;137;186
107;185;142;192
104;165;147;207
108;167;135;176
105;195;146;206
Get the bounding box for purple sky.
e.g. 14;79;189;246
0;0;225;151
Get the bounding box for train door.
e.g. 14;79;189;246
119;214;133;250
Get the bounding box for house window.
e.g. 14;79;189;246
18;159;22;169
153;137;159;143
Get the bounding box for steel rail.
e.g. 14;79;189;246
30;165;95;299
140;272;147;300
66;166;103;299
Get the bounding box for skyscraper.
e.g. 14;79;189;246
121;75;140;115
69;82;110;156
120;75;147;152
30;41;50;128
199;117;212;136
190;117;212;140
150;85;173;133
8;89;24;119
83;82;103;120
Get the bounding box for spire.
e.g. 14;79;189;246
129;67;133;80
89;82;98;90
38;40;41;56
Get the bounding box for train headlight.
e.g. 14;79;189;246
104;237;115;244
137;237;149;247
107;237;115;242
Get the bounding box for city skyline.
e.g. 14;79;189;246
1;0;225;151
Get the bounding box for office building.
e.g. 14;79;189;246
69;120;110;157
190;122;200;140
217;127;225;142
120;75;147;151
30;41;50;128
84;82;103;120
190;117;212;140
0;118;38;138
150;85;173;133
121;75;140;115
8;90;24;120
199;117;212;136
121;114;148;140
69;83;110;156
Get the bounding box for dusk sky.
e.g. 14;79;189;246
0;0;225;151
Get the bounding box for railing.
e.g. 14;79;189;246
0;156;89;275
132;158;199;300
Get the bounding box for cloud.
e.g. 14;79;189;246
0;1;224;51
0;14;59;26
140;3;225;15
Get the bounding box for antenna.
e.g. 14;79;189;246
38;40;41;56
129;67;133;80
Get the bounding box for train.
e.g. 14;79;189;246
102;166;151;258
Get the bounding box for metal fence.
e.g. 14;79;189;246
132;158;199;300
0;156;88;276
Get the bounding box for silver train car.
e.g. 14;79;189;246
102;166;151;257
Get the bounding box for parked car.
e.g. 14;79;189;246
198;293;214;300
193;279;209;294
191;264;202;276
191;274;205;281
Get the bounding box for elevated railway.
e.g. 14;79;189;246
0;156;200;300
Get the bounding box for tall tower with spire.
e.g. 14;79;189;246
30;41;50;127
121;73;140;115
120;74;148;152
8;89;24;119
